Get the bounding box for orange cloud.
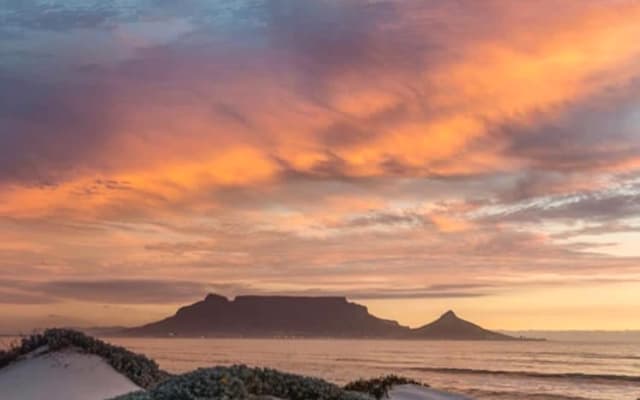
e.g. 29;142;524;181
2;0;640;330
3;1;640;218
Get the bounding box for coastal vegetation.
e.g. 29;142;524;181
111;365;371;400
112;366;428;400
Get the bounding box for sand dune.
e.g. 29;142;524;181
0;348;141;400
389;384;472;400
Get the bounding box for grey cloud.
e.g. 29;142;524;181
348;290;488;300
73;179;133;197
495;80;640;174
497;171;583;203
0;74;116;185
261;0;400;79
213;103;255;129
0;1;134;31
274;154;354;182
319;121;378;149
0;278;490;304
334;210;432;230
144;240;216;255
427;283;495;291
484;181;640;223
0;289;53;304
38;279;215;304
551;222;640;240
0;279;233;304
318;101;410;152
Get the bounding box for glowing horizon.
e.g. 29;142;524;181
1;0;640;331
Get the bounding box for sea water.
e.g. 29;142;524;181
101;336;640;400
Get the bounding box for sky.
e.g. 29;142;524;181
1;0;640;332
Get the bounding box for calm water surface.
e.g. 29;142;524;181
103;337;640;400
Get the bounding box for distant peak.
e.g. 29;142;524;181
441;310;458;319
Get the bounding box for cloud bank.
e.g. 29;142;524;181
1;0;640;329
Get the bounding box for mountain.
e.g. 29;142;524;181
412;310;515;340
123;294;520;340
124;294;409;338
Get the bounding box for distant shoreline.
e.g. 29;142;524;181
104;333;547;341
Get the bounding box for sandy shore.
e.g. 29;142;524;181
0;350;472;400
0;348;141;400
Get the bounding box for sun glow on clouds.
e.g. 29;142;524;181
1;0;640;329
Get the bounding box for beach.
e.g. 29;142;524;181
0;330;472;400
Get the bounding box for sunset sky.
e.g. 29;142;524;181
1;0;640;332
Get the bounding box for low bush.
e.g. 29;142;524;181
112;365;371;400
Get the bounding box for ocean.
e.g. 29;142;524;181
100;336;640;400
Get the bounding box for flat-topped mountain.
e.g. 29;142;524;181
412;310;514;340
125;294;408;338
124;294;520;340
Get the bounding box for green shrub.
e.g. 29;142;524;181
112;365;371;400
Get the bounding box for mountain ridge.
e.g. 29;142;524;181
123;293;528;340
127;293;408;338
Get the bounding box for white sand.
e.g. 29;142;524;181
0;348;141;400
388;384;472;400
